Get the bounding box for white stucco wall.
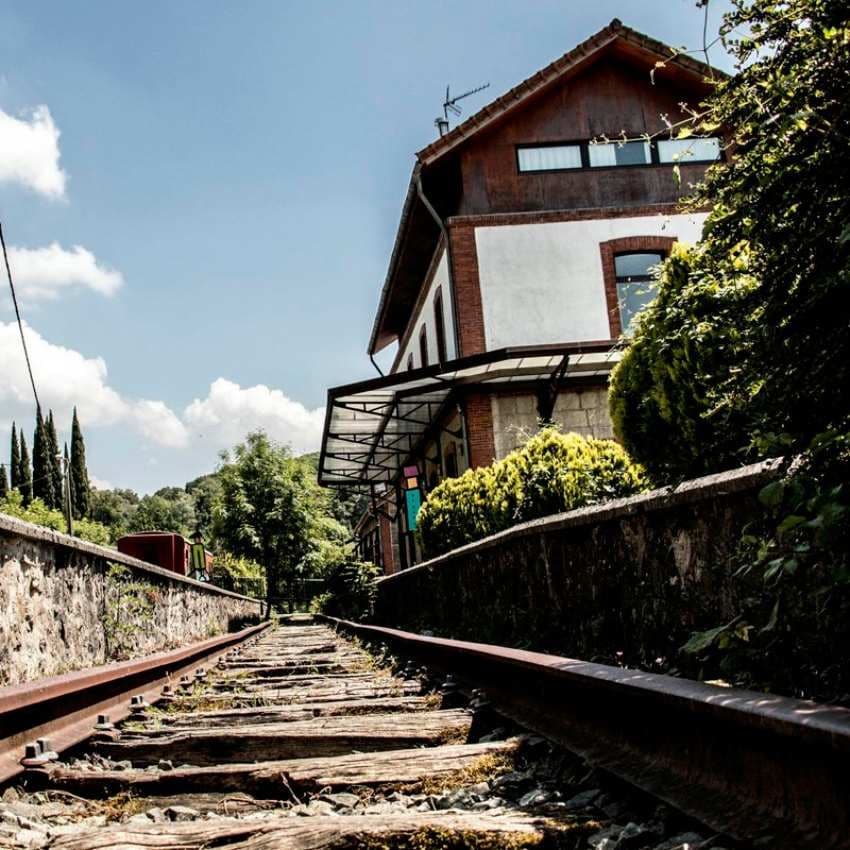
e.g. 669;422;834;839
474;213;707;349
395;246;456;373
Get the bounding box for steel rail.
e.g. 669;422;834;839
319;616;850;850
0;621;270;785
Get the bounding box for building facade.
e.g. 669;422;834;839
320;20;722;573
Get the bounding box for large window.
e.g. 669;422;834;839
433;287;448;363
589;140;651;167
517;144;582;172
657;137;721;163
516;136;722;174
614;252;664;333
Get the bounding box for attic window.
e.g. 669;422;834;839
517;144;582;172
589;140;651;167
657;137;721;163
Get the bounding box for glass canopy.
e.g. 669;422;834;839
318;342;620;488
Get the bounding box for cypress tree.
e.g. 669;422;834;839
0;463;7;498
47;411;63;509
63;442;72;518
19;433;33;506
70;408;90;519
10;424;20;491
32;406;56;507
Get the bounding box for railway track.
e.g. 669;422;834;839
0;619;846;849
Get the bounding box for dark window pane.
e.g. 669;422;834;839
589;141;650;167
614;252;664;279
434;289;447;363
419;326;429;367
617;281;658;333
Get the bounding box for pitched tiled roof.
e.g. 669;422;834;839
417;18;721;166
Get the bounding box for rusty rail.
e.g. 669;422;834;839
0;621;270;784
319;616;850;849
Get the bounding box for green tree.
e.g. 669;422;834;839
18;433;33;506
213;431;331;614
88;487;140;542
70;407;90;519
47;411;63;510
609;0;850;481
128;489;196;536
0;463;7;498
9;423;19;491
32;406;56;508
186;473;222;539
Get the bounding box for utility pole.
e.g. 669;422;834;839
60;452;73;536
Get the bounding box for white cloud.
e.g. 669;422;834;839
7;243;123;303
133;400;189;448
89;475;113;491
0;321;187;448
184;378;324;454
0;105;66;199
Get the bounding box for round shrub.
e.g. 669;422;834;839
417;428;646;558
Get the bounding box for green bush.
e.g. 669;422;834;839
608;0;850;485
608;241;757;483
311;558;379;621
1;489;112;545
418;428;646;558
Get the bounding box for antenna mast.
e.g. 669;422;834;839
434;81;490;136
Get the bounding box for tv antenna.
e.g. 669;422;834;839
435;82;490;136
443;82;490;119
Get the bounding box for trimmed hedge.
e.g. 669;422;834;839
417;428;646;558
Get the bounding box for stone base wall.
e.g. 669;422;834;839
374;462;776;669
0;515;263;686
491;387;614;459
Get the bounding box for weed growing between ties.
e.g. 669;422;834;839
418;752;518;796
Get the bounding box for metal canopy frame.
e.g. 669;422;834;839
319;341;620;488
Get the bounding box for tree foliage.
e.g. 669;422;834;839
18;433;32;506
0;489;111;545
610;0;850;480
607;0;850;696
213;431;344;611
47;412;63;510
70;407;91;519
127;489;197;536
418;428;646;558
32;406;56;509
10;424;20;492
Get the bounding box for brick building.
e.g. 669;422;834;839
319;20;721;572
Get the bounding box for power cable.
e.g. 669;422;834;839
0;220;40;410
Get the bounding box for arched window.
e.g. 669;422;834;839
599;236;677;337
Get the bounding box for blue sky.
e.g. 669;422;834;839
0;0;734;493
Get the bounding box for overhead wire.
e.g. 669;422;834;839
0;220;40;410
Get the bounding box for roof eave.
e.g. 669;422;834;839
367;164;421;356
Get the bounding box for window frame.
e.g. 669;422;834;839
433;286;448;364
515;140;586;174
599;236;677;338
613;250;666;335
516;136;722;175
418;324;429;368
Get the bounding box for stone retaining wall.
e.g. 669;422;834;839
0;514;263;686
374;461;777;668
